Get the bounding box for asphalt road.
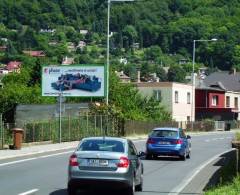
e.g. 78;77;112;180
0;131;235;195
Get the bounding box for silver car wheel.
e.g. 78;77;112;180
132;179;135;193
135;173;143;191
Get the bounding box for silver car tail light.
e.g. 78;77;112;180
69;154;79;167
116;157;130;168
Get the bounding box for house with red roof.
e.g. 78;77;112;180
6;61;22;73
23;50;46;57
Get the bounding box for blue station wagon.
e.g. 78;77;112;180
145;127;191;160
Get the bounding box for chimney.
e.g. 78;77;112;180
233;68;236;75
137;70;141;83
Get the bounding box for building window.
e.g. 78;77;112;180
153;90;161;101
175;91;179;103
212;95;219;106
226;96;230;107
235;97;238;109
187;116;190;121
187;92;191;104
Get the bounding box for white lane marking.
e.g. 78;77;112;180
0;151;72;167
0;140;145;167
168;148;236;195
18;189;39;195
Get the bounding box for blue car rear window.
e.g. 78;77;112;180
79;140;125;153
151;130;178;138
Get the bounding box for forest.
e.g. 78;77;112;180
0;0;240;121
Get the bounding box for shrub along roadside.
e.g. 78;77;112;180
205;176;240;195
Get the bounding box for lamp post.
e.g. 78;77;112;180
191;38;217;130
106;0;134;105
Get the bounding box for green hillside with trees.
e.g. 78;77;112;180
0;0;240;121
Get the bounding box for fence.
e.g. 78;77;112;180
0;115;239;149
0;114;3;149
21;115;121;143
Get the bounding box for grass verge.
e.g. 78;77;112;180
205;175;240;195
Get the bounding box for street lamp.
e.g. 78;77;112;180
191;38;218;130
106;0;134;105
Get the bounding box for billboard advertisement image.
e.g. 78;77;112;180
42;65;105;97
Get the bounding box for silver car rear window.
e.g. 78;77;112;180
151;130;178;138
78;140;125;153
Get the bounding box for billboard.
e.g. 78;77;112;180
42;65;105;97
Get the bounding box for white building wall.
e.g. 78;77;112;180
136;82;194;122
225;91;240;120
172;83;194;122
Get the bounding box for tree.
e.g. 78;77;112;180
109;70;170;121
156;67;167;81
167;65;186;82
122;25;138;49
233;45;240;70
144;45;163;61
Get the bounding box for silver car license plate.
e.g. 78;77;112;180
88;159;108;166
99;159;108;166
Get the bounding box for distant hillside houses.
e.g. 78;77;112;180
0;61;22;74
40;29;56;34
79;30;88;35
23;50;46;57
62;56;75;65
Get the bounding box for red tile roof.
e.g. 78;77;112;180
23;50;46;57
6;61;22;71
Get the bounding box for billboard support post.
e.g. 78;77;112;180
59;89;62;143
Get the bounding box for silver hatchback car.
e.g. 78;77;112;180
68;137;144;195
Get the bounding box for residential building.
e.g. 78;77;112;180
40;29;56;34
135;82;194;122
178;58;188;65
23;50;46;57
62;56;75;65
0;69;8;74
119;57;128;65
67;42;76;52
6;61;22;73
80;30;88;35
115;71;131;83
132;43;140;49
195;82;235;120
202;71;240;120
0;45;7;51
77;41;86;49
49;41;59;46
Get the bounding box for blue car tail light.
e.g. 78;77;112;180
147;138;156;144
172;139;183;145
